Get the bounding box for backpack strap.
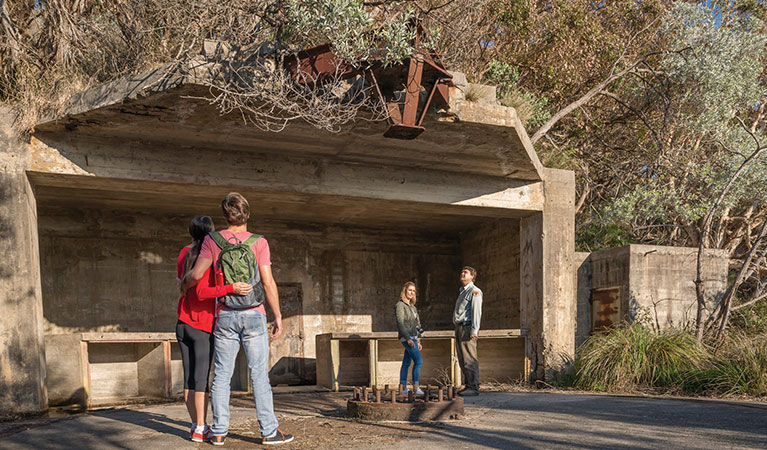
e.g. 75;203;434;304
242;234;262;247
209;231;228;249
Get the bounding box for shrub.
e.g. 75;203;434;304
574;323;708;391
702;333;767;396
571;324;767;398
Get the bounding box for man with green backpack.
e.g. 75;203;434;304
182;192;294;446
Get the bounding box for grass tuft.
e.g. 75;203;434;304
570;323;767;398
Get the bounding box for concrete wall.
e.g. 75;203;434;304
628;245;727;328
576;245;729;339
520;168;576;380
0;111;48;416
574;252;591;348
461;219;521;329
38;203;473;402
39;205;462;335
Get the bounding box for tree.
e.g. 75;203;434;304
0;0;440;132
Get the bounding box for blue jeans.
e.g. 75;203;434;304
210;310;278;438
399;339;422;385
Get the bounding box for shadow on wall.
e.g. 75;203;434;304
269;356;316;386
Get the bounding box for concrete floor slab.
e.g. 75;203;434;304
0;392;765;450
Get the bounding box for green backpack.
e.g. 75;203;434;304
209;231;266;309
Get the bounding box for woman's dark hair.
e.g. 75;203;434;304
182;216;215;278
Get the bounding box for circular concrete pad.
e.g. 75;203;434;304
346;397;464;421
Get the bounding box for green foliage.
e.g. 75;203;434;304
574;323;708;391
687;333;767;396
285;0;416;66
660;2;767;138
484;59;550;127
500;89;551;128
571;324;767;397
575;222;632;252
587;2;767;248
485;60;519;93
730;295;767;331
603;178;709;227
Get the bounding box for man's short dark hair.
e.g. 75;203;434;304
462;266;477;281
221;192;250;226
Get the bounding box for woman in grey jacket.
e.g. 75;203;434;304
396;281;424;395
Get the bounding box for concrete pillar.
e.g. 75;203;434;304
0;109;47;416
520;168;575;380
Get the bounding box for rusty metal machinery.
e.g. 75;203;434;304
346;384;464;421
284;25;452;140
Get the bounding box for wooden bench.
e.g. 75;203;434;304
80;332;181;407
316;329;529;391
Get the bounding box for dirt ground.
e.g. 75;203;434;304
226;391;456;449
2;389;766;449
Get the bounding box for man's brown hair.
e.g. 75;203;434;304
462;266;477;281
221;192;250;226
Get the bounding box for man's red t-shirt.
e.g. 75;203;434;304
199;231;270;316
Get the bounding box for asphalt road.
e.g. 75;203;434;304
1;392;765;449
372;392;767;450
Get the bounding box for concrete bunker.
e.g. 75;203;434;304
1;62;576;414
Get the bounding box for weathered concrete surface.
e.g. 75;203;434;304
578;245;728;332
0;110;47;416
27;132;544;230
44;334;85;407
38;203;464;404
461;219;521;329
520;168;576;380
575;251;592;348
447;73;543;180
37;77;543;181
3;51;577;414
1;392;765;450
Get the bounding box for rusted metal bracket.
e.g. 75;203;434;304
284;26;452;140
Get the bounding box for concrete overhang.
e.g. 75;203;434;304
33;56;543;181
28;55;546;232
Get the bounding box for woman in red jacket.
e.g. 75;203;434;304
176;216;250;442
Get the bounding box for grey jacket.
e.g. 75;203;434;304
395;300;421;341
453;282;483;335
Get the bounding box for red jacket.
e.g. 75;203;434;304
176;246;233;333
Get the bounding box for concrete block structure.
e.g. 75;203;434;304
575;245;729;347
0;58;576;415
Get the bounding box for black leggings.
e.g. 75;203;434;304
175;321;214;392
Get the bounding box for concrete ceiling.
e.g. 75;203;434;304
31;175;526;234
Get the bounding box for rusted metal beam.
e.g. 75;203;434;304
284;24;453;140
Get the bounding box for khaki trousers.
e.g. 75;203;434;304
455;324;479;389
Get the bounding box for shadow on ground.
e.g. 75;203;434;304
1;392;766;450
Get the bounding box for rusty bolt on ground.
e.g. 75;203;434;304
346;385;464;421
352;385;459;404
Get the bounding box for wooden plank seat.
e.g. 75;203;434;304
80;332;179;407
316;329;529;391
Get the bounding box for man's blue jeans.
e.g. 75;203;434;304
399;338;422;385
210;309;279;438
